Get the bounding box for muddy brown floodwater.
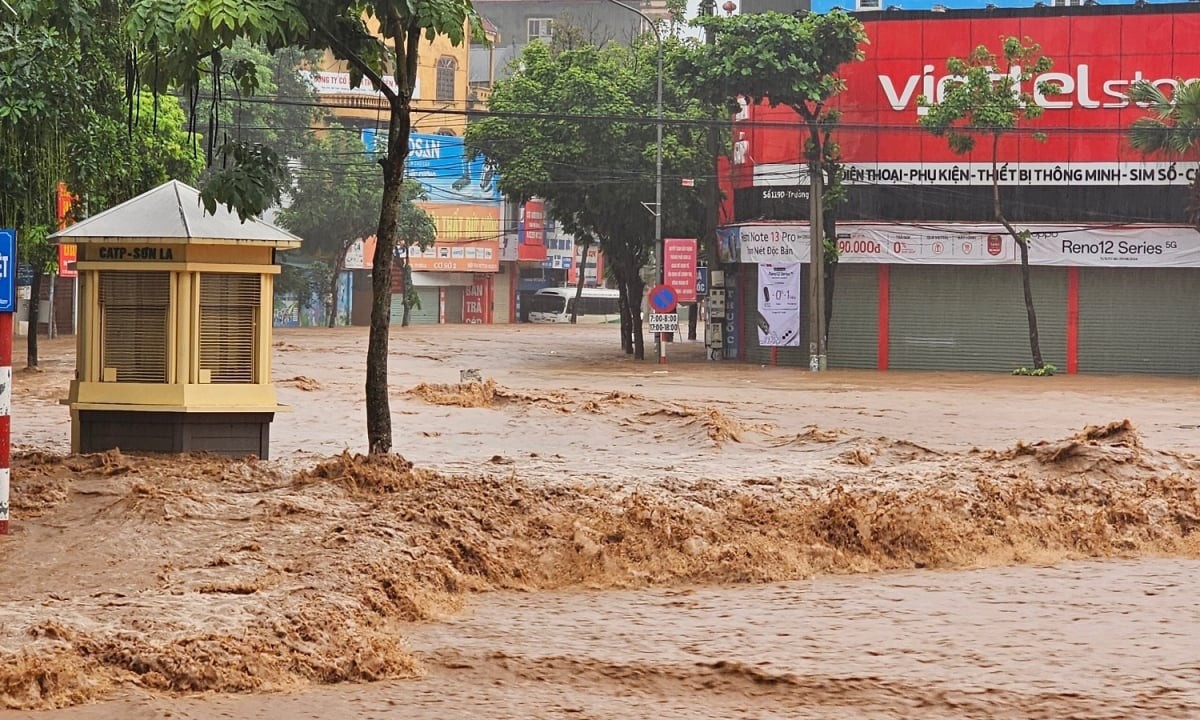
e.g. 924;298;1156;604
2;324;1200;719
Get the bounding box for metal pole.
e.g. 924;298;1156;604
604;0;664;363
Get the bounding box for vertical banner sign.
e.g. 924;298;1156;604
756;263;801;347
0;228;14;535
517;198;547;262
58;244;78;278
463;275;491;324
663;238;698;303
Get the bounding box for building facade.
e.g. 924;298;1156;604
471;0;669;83
719;3;1200;374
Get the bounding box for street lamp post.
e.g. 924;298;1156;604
604;0;665;364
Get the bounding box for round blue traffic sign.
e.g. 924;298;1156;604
648;284;677;313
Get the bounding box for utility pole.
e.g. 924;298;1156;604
808;156;826;371
698;0;717;344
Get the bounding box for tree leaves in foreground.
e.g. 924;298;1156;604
1;0;200;366
126;0;482;453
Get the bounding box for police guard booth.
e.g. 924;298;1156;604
51;180;301;458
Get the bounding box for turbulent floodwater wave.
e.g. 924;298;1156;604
1;418;1198;709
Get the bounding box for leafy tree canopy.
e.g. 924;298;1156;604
468;38;712;258
681;10;866;124
918;37;1055;154
1127;79;1200;228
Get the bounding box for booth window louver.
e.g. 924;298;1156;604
100;271;169;383
200;273;260;383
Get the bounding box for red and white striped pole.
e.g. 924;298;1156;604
0;226;13;536
0;310;10;536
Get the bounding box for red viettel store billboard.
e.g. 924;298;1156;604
733;4;1200;224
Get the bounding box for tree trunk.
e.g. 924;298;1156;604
823;201;838;348
992;135;1043;370
400;256;413;327
570;240;590;324
27;270;41;368
366;103;412;455
1015;237;1044;369
616;265;633;354
625;265;646;361
687;301;698;341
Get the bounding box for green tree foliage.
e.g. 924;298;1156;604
919;37;1056;370
466;38;713;359
126;0;482;453
394;181;437;328
277;126;382;326
1127;79;1200;230
679;10;866;359
0;0;200;366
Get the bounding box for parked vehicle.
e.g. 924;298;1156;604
527;287;621;324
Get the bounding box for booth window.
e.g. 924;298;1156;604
100;271;170;382
200;273;260;383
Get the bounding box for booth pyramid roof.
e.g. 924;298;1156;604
49;180;302;247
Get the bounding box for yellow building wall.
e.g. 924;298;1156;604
317;19;473;136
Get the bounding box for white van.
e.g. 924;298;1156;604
527;287;622;324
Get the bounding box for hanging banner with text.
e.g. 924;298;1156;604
722;222;1200;268
663;238;698;303
756;264;801;347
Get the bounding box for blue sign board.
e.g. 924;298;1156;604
360;129;501;205
649;284;677;313
696;266;709;297
0;229;14;312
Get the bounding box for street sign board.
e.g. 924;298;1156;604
0;230;14;312
696;266;709;297
648;312;679;334
663;238;698;303
648;284;677;313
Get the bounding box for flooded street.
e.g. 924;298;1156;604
27;560;1200;719
2;325;1200;717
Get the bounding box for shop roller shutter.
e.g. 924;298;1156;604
200;273;260;384
889;265;1067;372
390;288;440;324
1078;268;1200;375
828;264;878;370
100;271;170;383
493;271;512;324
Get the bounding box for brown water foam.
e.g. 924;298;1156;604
1;420;1198;709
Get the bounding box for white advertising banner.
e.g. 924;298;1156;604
725;222;1200;268
838;225;1016;265
756;264;801;347
840;162;1200;187
735;225;809;264
756;162;1200;187
1026;225;1200;267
